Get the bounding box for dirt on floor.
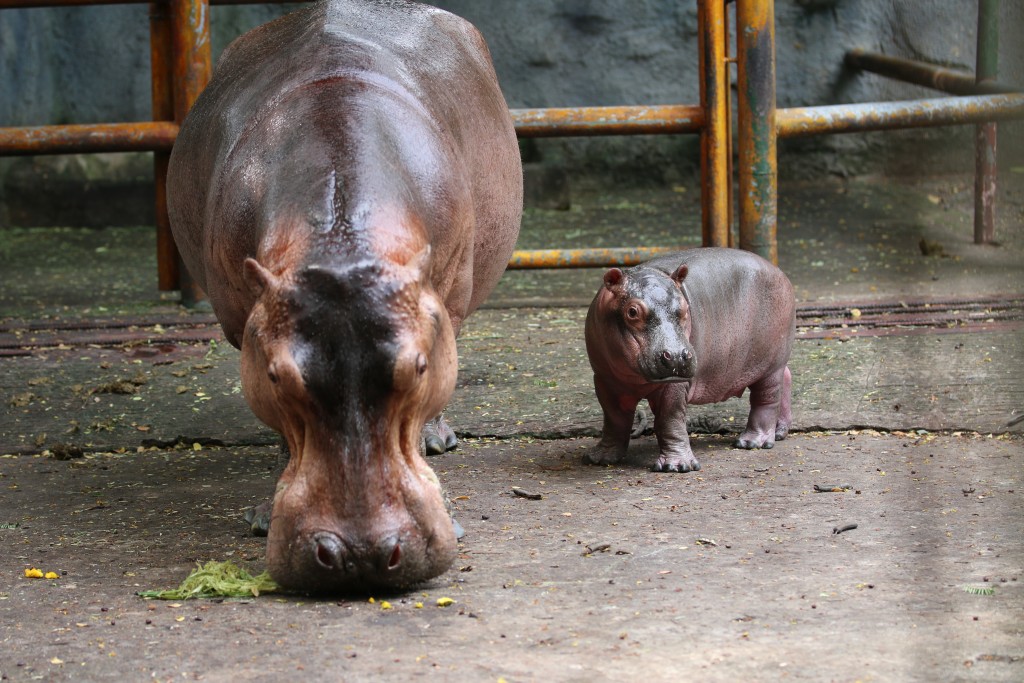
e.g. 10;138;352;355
0;430;1022;682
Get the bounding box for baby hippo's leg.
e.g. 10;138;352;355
584;375;636;465
774;366;792;441
649;384;701;473
736;365;788;449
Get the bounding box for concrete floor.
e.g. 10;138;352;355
0;172;1022;681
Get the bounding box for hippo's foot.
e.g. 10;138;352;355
244;500;273;537
583;442;627;466
735;430;776;450
631;406;651;438
651;451;701;473
774;421;790;442
423;414;458;455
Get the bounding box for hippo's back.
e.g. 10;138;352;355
168;0;521;341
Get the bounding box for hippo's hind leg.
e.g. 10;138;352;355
423;414;458;455
774;365;793;441
736;365;788;450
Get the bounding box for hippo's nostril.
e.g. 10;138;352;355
387;542;402;570
379;535;402;572
313;532;345;571
661;350;674;365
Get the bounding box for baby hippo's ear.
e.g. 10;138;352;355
603;267;624;289
670;263;689;286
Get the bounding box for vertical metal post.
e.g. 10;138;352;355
736;0;777;264
974;0;999;244
725;3;735;248
150;0;178;291
699;0;729;247
170;0;212;304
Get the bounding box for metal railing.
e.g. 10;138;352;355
1;0;1022;293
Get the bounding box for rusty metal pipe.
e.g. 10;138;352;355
151;0;178;290
507;247;676;270
777;93;1024;138
844;48;1020;97
974;0;1000;245
0;121;178;155
736;0;778;265
699;0;729;248
170;0;212;305
511;105;703;138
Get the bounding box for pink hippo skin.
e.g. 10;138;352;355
166;0;522;592
584;248;795;473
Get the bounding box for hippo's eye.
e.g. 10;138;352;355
267;369;279;384
626;305;641;320
416;353;428;376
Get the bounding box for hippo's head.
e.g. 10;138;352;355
589;264;696;384
238;247;458;593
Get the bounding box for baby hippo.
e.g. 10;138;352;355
584;248;795;472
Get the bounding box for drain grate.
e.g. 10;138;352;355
796;294;1024;339
1;294;1021;355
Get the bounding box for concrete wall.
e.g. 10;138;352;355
0;0;1021;226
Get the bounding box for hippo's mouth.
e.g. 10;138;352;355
647;375;692;385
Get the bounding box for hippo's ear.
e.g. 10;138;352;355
243;258;278;298
670;264;689;286
407;244;432;283
603;268;624;289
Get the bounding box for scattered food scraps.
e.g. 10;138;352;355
137;560;279;600
511;487;542;500
436;597;455;607
23;568;44;578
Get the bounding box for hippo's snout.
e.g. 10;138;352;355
643;345;694;383
270;517;454;593
310;530;403;576
659;348;694;379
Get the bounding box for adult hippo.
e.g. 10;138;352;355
166;0;522;592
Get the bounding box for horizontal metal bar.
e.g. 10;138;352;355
0;121;179;155
845;49;1021;96
777;93;1024;139
507;247;677;269
511;105;704;138
0;0;306;7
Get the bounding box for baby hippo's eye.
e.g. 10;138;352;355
267;366;279;384
626;305;641;320
416;353;428;376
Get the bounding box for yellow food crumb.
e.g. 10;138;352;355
436;597;455;607
380;601;392;610
368;597;376;604
44;572;59;580
24;568;43;578
414;602;424;609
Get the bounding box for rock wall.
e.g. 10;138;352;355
0;0;1021;225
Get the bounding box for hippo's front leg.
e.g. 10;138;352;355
648;383;701;473
584;375;637;466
